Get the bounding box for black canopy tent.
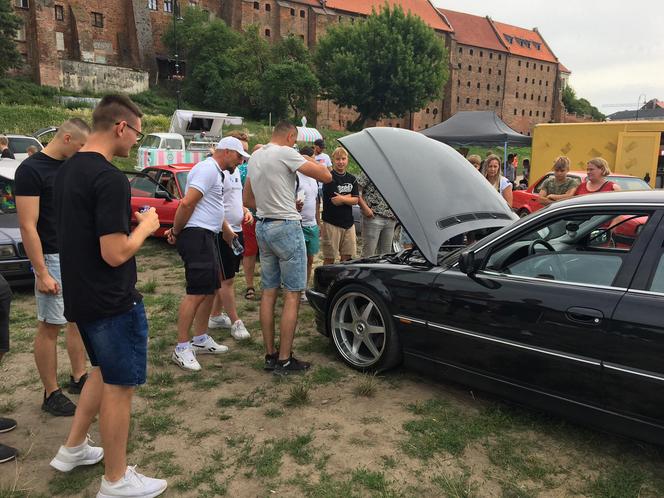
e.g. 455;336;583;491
421;111;531;176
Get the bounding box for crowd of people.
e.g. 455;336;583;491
0;94;628;496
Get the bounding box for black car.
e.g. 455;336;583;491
0;159;33;287
307;127;664;446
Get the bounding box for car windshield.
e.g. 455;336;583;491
9;137;41;154
0;176;16;213
141;135;161;149
610;177;651;191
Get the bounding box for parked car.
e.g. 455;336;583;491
6;134;43;162
127;164;192;237
307;127;664;445
513;171;651;217
0;159;33;287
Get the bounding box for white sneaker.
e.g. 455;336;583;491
190;336;229;354
300;291;308;303
50;435;104;472
208;312;232;329
171;347;201;371
97;465;167;498
230;320;250;341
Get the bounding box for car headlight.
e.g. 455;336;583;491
0;244;16;259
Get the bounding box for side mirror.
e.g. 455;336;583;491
458;250;478;275
155;189;173;201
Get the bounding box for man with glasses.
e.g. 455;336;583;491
50;95;167;497
166;137;249;372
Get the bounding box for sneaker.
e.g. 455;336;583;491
97;465;167;498
50;435;104;472
42;389;76;416
0;417;17;433
68;372;88;395
208;312;232;329
190;336;229;355
273;355;311;377
264;352;278;371
230;320;250;341
171;347;201;371
0;443;17;464
300;291;308;303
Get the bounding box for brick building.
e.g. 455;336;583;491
11;0;569;134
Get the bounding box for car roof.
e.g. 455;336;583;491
145;163;195;172
553;189;664;207
6;134;38;139
145;133;183;139
545;170;640;180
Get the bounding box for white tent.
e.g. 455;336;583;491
169;110;243;138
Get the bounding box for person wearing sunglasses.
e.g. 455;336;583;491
538;156;579;206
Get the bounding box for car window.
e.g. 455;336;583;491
163;138;182;150
159;171;179;198
176;172;189;193
141;136;161;149
532;173;553;194
649;254;664;293
144;169;160;181
129;175;159;198
0;176;16;213
484;210;651;286
8;137;41;154
610;177;651;191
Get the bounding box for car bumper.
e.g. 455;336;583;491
0;258;34;287
305;289;329;336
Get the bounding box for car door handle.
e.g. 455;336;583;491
566;307;603;324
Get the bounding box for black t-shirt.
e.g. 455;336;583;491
322;170;358;229
14;152;63;254
1;148;14;159
54;152;141;323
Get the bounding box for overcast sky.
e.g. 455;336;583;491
431;0;663;113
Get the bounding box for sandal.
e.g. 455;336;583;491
245;287;256;300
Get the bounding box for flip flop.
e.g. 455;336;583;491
245;287;256;300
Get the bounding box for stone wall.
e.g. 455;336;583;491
59;60;149;94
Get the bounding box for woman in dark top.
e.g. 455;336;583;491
575;157;621;196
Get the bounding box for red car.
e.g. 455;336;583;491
513;171;651;217
127;163;194;237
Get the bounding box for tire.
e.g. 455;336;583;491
327;284;402;372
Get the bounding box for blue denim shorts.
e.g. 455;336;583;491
35;253;67;326
255;220;307;291
77;302;148;386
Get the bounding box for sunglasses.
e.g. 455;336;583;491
116;121;144;142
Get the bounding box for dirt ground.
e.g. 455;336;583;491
1;238;663;498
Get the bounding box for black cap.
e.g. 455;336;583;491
314;138;325;148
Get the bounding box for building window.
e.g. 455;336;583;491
538;95;541;101
15;25;26;41
264;28;270;37
425;108;430;114
522;109;525;116
495;101;499;106
531;94;534;100
55;4;64;20
470;49;473;55
458;47;462;54
515;92;519;98
497;85;500;91
498;54;502;60
468;65;472;71
480;50;483;57
433;108;438;116
486;99;489;105
486;84;490;90
265;3;271;12
15;0;29;8
514;109;517;115
457;62;461;69
466;98;470;104
253;1;259;9
300;10;305;17
478;66;482;73
489;52;493;59
544;96;548;102
457;79;460;86
517;76;520;82
543;111;546;118
536;110;539;117
526;61;529;68
92;11;104;27
498;69;502;75
290;8;295;15
164;0;172;12
457;96;460;103
523;93;527;100
547;66;550;72
546;81;549;86
529;110;532;116
518;60;521;66
539;80;542;85
467;81;470;87
540;64;543;71
477;82;480;89
524;77;528;83
488;68;492;75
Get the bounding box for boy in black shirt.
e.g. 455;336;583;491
15;119;90;417
321;147;358;264
50;95;167;497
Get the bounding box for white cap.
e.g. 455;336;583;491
216;136;250;158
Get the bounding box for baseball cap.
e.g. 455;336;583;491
216;136;251;158
314;138;325;148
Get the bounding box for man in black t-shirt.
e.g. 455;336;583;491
321;147;359;264
15;119;91;417
49;95;167;497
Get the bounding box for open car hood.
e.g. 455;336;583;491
338;128;517;265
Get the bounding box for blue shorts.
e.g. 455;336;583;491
77;302;148;386
302;225;320;256
35;253;67;326
255;219;307;291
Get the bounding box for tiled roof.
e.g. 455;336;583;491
438;9;505;52
559;63;571;73
489;20;558;63
326;0;453;32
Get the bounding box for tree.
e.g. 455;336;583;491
0;0;22;76
314;4;448;129
562;85;605;121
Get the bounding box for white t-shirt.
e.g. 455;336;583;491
184;156;225;233
247;143;306;220
498;176;512;194
296;172;319;227
315;152;332;167
223;168;244;232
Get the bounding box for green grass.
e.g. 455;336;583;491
583;465;648;498
249;434;314;478
486;435;552;483
48;464;101;495
138;413;179;438
0;400;17;415
352;374;378;397
137;276;158;294
265;407;284;418
432;473;477;498
310;365;345;385
284;381;311;407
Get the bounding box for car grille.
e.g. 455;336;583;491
436;212;513;230
16;242;27;257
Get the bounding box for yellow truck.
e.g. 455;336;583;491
531;121;664;188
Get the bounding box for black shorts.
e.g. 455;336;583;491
0;275;11;353
218;231;243;281
176;228;221;295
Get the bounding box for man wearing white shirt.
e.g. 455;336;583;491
296;147;321;303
